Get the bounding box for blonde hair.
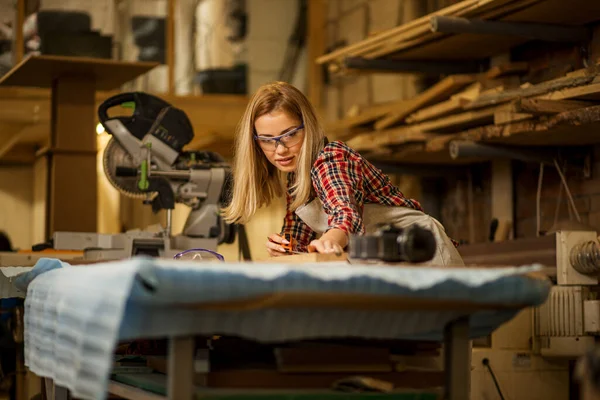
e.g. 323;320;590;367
222;81;325;224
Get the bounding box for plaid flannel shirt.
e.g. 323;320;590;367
281;141;433;252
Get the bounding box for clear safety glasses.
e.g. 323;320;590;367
173;248;225;262
254;123;304;151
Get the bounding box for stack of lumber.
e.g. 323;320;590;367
318;0;600;72
339;63;600;163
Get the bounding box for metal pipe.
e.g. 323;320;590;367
343;56;486;75
570;241;600;275
150;170;192;179
166;209;173;238
431;16;592;43
449;140;556;164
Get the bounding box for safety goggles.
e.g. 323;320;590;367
173;248;225;262
254;123;304;151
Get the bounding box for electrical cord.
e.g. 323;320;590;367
482;358;506;400
536;162;544;237
553;158;581;222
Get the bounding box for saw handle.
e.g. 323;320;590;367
97;92;138;123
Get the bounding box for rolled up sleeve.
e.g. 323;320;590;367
311;148;364;235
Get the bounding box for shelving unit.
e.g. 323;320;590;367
318;0;600;167
0;54;158;236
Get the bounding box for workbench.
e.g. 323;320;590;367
8;256;551;400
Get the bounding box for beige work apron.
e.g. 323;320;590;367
295;199;464;267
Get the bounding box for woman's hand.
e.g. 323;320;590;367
265;233;289;257
307;239;343;255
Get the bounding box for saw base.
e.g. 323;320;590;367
52;231;219;261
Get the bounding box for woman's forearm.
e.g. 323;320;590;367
320;228;349;249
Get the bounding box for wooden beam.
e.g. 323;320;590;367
167;0;176;95
0;124;42;159
486;61;529;79
14;0;25;63
48;76;97;236
510;98;596;115
406;97;469;124
375;74;477;130
0;143;36;164
307;0;327;111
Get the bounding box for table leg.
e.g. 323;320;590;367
444;316;471;400
13;305;26;400
167;336;195;400
53;384;69;400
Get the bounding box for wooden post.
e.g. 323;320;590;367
167;0;176;94
307;0;327;111
444;317;471;400
47;76;97;236
14;0;26;63
168;336;195;399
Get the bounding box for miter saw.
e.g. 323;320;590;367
47;92;235;260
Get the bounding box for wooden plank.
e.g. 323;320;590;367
374;0;598;62
467;72;597;109
459;104;600;145
351;107;497;150
540;80;600;101
167;0;175;95
0;55;158;91
406;97;469;124
510;98;596;114
375;74;477;130
315;0;480;64
415;106;497;133
363;0;541;60
348;129;436;151
493;110;534;125
379;130;437;146
347;133;381;152
425;135;456;153
325;101;401;133
486;62;529;79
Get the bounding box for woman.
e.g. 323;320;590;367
223;81;463;266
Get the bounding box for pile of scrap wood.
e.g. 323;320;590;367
318;0;600;74
335;63;600;162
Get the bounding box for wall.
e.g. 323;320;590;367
246;0;306;93
0;166;33;250
514;146;600;238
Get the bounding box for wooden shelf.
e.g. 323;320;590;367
0;54;158;90
318;0;600;71
0;87;248;162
